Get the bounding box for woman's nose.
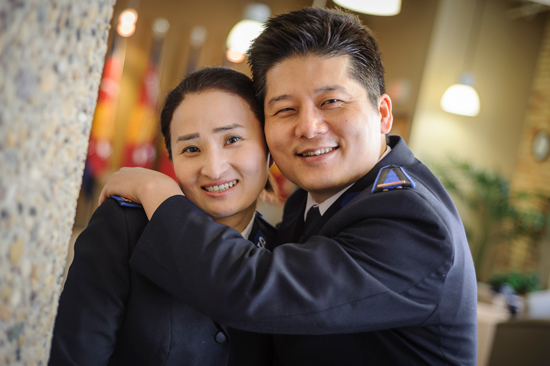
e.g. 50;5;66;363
200;150;229;180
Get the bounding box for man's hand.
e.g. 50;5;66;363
99;167;184;220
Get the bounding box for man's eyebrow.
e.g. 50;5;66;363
266;85;351;109
314;84;350;96
266;94;292;109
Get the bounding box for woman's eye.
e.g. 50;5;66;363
182;146;200;154
225;136;242;145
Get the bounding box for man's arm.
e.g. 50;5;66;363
99;167;183;220
130;191;454;335
49;199;132;365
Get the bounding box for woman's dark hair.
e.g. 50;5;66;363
247;7;385;108
160;67;263;160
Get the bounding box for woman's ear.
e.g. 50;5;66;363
268;152;274;168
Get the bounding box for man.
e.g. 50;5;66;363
102;7;477;365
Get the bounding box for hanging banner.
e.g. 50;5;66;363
155;142;178;181
121;19;170;169
86;36;125;178
121;41;162;168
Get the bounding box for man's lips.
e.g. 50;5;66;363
202;179;238;193
297;146;338;157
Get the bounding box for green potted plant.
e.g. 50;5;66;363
432;157;549;281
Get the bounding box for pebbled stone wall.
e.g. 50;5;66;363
0;1;115;364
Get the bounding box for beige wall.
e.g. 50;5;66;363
359;0;439;139
409;0;545;178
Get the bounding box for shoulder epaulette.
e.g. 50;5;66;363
110;195;143;208
253;230;267;249
372;165;415;194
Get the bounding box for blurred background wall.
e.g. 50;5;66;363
0;1;115;364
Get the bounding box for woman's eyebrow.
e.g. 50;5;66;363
175;124;244;143
213;123;244;134
176;133;199;143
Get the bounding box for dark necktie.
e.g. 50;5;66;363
300;205;321;243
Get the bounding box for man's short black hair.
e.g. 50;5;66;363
247;7;385;107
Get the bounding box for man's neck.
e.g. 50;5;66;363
304;144;392;218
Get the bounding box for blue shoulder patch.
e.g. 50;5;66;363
253;230;267;249
110;195;143;208
371;165;416;194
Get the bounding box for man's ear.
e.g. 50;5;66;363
378;94;393;134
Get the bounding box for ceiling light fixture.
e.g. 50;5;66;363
332;0;401;16
440;0;487;117
226;3;270;63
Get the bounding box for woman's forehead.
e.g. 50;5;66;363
172;90;261;136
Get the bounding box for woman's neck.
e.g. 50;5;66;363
214;205;256;234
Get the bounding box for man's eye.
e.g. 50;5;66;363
322;99;340;106
182;146;200;154
225;136;242;145
274;107;294;116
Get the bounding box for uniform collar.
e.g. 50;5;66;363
240;213;256;240
304;144;392;220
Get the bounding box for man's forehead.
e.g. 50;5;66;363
263;55;365;105
264;55;351;92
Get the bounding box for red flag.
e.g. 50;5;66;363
87;38;124;178
121;38;163;169
156;143;177;181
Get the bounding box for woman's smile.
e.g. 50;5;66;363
202;179;239;193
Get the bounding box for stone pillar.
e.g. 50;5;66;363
0;1;115;364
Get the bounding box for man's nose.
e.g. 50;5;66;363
201;150;229;180
295;106;328;139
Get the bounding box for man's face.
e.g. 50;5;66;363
264;55;392;203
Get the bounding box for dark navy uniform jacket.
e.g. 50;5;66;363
129;136;478;365
49;197;276;366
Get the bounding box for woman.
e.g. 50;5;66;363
49;67;276;365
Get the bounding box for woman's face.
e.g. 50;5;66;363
170;90;269;230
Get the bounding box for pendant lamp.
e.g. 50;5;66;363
440;72;480;117
117;9;138;37
440;0;486;117
226;3;270;62
333;0;401;16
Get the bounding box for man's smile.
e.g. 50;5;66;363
297;146;339;157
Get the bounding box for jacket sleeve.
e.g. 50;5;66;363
130;193;454;335
49;199;131;365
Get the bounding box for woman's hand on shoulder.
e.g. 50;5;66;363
99;167;184;219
